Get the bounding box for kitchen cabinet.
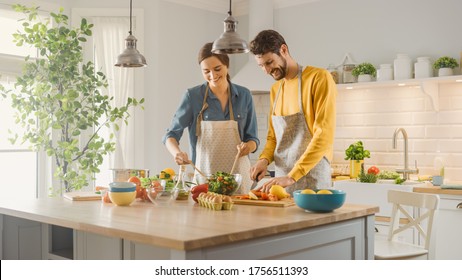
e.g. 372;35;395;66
434;193;462;259
336;75;462;111
0;196;378;260
1;215;42;260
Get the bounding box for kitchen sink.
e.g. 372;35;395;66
333;180;428;217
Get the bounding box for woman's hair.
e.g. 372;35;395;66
198;42;230;80
249;29;287;56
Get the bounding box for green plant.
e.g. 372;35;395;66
344;141;371;161
352;62;377;77
0;5;144;193
357;166;378;183
433;56;459;69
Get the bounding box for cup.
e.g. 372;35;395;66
431;175;444;186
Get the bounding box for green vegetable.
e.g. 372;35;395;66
345;141;371;161
377;171;401;180
357;166;378;183
208;171;239;195
394;178;406;185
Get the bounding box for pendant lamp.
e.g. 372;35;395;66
115;0;147;67
211;0;249;54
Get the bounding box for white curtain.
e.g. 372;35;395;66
92;17;135;169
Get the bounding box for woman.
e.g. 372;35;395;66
162;42;259;193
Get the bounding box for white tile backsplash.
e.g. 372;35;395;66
252;82;462;181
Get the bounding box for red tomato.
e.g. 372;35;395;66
367;166;380;175
128;176;143;198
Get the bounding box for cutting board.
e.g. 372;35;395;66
232;198;295;207
63;191;102;201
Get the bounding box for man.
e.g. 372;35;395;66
249;30;337;194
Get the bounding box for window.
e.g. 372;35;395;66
0;7;40;198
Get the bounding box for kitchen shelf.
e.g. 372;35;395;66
337;75;462;111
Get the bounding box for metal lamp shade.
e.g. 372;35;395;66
115;34;147;67
212;15;249;54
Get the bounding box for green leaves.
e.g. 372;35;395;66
433;56;459;70
352;62;377;77
344;141;371;161
1;6;144;192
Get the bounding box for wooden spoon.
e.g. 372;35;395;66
189;161;206;178
230;142;244;174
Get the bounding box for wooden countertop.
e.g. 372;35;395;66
413;184;462;196
0;195;378;251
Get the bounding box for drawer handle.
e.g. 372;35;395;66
457;202;462;209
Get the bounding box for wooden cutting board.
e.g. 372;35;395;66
232;198;295;207
63;191;102;201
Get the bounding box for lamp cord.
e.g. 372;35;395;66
129;0;133;35
228;0;232;16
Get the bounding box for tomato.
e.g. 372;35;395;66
367;166;380;175
190;183;209;203
128;176;143;198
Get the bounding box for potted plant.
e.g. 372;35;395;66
344;141;371;178
433;56;459;77
352;62;377;82
0;5;144;194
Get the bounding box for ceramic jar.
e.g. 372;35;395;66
377;64;393;81
414;57;433;79
394;54;412;80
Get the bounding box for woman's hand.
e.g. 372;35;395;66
174;151;190;165
237;141;257;157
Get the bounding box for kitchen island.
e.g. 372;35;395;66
0;195;378;260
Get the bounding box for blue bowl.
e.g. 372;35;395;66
293;189;346;213
109;182;136;192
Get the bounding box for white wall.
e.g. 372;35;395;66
3;0;462;179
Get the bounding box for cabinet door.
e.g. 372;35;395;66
2;215;42;259
74;230;123;260
435;198;462;259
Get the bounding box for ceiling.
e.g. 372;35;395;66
163;0;320;16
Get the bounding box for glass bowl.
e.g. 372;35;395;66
202;172;242;195
146;185;173;204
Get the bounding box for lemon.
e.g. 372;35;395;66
248;191;259;200
269;185;289;200
317;189;333;194
160;168;176;179
301;189;316;194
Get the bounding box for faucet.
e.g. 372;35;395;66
392;128;419;180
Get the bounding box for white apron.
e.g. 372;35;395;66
195;85;252;194
272;66;331;194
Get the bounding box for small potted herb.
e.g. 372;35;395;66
352;62;377;82
433;56;459;77
345;141;371;178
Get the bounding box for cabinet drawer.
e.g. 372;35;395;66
439;197;462;210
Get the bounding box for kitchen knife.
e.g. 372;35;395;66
250;172;262;190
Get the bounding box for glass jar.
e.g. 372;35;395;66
393;54;412;80
327;64;339;84
342;64;356;83
171;165;190;201
414;57;433;79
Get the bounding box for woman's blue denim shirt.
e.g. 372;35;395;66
162;82;259;163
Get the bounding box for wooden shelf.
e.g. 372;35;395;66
337;75;462;111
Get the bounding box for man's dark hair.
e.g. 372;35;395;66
249;29;287;56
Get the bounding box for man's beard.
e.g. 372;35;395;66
270;57;288;81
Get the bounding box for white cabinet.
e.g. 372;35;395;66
434;194;462;260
